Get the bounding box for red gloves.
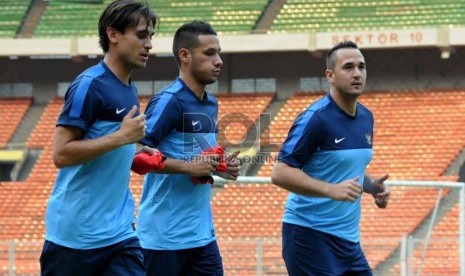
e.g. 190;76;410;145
192;146;227;185
202;146;227;172
131;151;166;175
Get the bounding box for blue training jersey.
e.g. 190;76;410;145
278;93;373;243
45;61;139;249
137;77;219;250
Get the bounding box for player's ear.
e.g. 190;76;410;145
179;48;190;64
106;26;118;44
325;69;334;83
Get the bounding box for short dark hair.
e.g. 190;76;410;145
172;20;217;66
326;41;359;70
98;0;158;53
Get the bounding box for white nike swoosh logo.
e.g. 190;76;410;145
192;120;200;126
335;137;345;144
116;108;126;114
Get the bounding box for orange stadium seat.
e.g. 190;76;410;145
2;89;465;274
390;202;462;275
217;93;275;146
0;98;32;148
261;92;324;148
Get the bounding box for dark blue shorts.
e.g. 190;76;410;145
40;237;145;276
282;222;372;276
143;240;223;276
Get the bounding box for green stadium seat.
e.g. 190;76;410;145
270;0;465;33
34;0;269;37
0;0;32;38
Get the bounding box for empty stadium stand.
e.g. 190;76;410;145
0;98;32;148
4;0;465;38
213;183;288;274
260;92;324;149
390;203;462;275
33;0;101;37
270;0;465;33
34;0;269;37
2;88;465;274
217;92;275;146
151;0;269;35
0;0;32;38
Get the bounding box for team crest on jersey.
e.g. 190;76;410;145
365;133;372;145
